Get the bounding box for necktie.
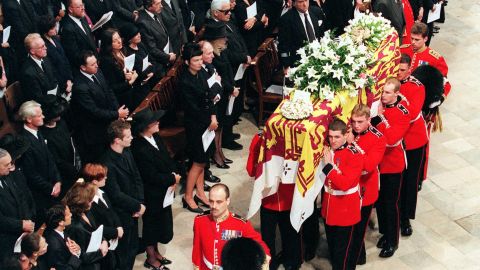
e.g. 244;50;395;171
92;75;100;85
304;13;315;43
40;60;46;71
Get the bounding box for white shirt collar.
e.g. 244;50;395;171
164;0;171;7
24;125;38;138
30;55;44;70
54;229;65;239
69;14;86;33
143;135;159;149
93;189;104;203
145;9;157;20
80;70;94;81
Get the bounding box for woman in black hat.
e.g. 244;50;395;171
179;42;217;213
39;94;80;198
131;108;180;270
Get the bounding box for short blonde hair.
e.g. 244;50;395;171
385;77;401;92
24;33;42;51
18;100;41;121
351;104;371;118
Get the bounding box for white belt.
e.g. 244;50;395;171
361;170;368;175
325;184;359;196
386;140;402;147
410;113;423;123
203;256;222;270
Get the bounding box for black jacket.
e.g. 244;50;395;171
372;0;406;40
160;0;187;55
20;57;59;102
278;7;324;68
44;228;82;270
60;15;98;65
89;190;122;240
100;148;144;228
1;0;37;47
44;36;74;93
67;213;104;270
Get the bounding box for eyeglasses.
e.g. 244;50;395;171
217;9;231;14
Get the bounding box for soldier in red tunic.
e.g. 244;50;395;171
400;22;451;97
401;0;415;45
371;78;410;258
346;104;386;266
397;54;429;237
192;184;270;270
321;119;363;270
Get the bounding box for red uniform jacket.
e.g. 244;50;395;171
192;212;270;269
321;143;363;226
401;0;415;45
261;183;295;211
372;98;410;174
352;126;386;206
400;76;429;150
401;45;451;97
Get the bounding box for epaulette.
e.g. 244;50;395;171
398;93;410;106
428;49;441;59
351;141;365;155
231;213;247;223
408;76;422;86
397;103;409;115
368;126;383;137
347;144;359;154
400;44;411;49
195;210;211;218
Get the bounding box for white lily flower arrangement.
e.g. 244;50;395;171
280;98;314;120
287;31;373;101
344;12;395;53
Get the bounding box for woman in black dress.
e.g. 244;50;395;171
179;43;218;213
131;108;182;270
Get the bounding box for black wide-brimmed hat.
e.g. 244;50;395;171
131;108;166;135
39;94;67;122
120;23;140;42
0;134;31;160
203;21;227;41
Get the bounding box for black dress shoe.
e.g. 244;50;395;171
222;141;243;150
232;133;241;140
418;181;423;191
224;158;233;164
194;195;210;208
356;255;366;265
204;184;211;192
159;257;172;265
213;159;230;169
182;197;203;214
144;260;170;270
379;245;397;258
401;220;413;236
376;236;387;249
205;174;221;183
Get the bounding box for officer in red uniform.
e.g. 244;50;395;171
192;184;270;270
346;104;386;266
371;78;410;258
321;118;363;270
401;0;415;45
397;54;429;237
400;22;451;97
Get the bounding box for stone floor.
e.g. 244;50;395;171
134;1;480;269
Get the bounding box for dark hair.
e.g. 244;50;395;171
76;50;96;68
221;238;266;270
143;0;155;9
100;28;126;69
411;22;428;38
107;120;131;144
400;53;411;65
38;15;57;36
210;183;230;199
182;42;203;62
328;118;347;134
1;256;22;270
63;182;96;215
45;204;66;229
21;233;41;257
82;163;108;182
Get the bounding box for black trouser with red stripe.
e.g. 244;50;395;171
401;145;426;221
324;221;356;270
377;173;403;247
348;204;374;266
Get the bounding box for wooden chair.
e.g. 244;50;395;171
3;81;24;119
250;42;284;125
0;98;17;138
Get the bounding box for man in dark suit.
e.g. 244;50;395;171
100;120;145;270
372;0;406;42
136;0;177;76
18;101;62;227
113;0;142;28
71;51;129;163
278;0;324;73
44;204;82;270
0;148;36;262
60;0;98;66
322;0;354;36
20;33;59;102
161;0;187;55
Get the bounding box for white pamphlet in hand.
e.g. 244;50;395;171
234;64;247;81
427;3;442;23
47;86;58;96
226;96;235;115
62;92;72;102
163;186;175;208
86;225;104;253
246;2;257;19
108;238;119;251
2;26;11;44
163;39;170;54
91;11;113;31
265;84;283;95
189;11;195;29
124;54;135;72
202;129;215;152
14;233;28;253
207;74;218;88
292;90;310;102
142;55;149;72
370;100;380;118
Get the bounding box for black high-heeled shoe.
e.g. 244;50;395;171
213;159;230;169
224;158;233;164
182;197;203;213
144;260;170;270
194;195;210;208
